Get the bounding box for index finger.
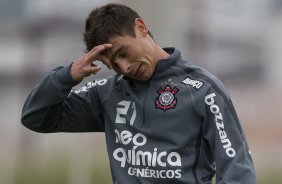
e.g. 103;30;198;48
96;55;112;69
86;44;112;63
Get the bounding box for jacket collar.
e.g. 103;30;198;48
120;47;181;85
154;47;181;74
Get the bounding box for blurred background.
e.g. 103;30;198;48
0;0;282;183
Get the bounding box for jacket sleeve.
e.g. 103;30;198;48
21;65;105;133
203;86;256;184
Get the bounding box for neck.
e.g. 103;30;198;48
147;35;170;63
155;44;170;61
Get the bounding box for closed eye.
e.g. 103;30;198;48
111;62;118;68
118;50;130;58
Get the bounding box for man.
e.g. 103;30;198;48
21;3;256;184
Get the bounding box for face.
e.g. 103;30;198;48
106;35;158;81
103;19;161;81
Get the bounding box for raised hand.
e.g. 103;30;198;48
70;44;112;81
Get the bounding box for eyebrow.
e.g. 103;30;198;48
110;45;129;63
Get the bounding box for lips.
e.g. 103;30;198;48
135;64;144;77
131;64;143;77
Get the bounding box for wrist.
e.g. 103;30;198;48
55;64;81;88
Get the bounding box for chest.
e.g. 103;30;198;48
102;80;202;140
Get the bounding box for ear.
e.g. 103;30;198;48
134;18;148;37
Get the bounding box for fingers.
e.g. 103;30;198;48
96;55;112;69
86;44;112;64
70;44;112;81
88;64;101;75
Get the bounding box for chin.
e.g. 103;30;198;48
138;76;151;81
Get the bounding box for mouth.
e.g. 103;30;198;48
131;64;144;78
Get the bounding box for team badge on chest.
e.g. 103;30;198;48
155;85;179;111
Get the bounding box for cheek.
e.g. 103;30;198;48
147;59;156;71
143;63;154;77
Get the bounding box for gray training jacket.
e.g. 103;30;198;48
21;48;256;184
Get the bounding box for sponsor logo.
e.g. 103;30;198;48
182;77;203;89
155;86;179;111
113;129;182;179
73;79;107;94
205;93;236;158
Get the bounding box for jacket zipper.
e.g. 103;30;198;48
142;80;152;128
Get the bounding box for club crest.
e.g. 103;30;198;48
155;85;179;111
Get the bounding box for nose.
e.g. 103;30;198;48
116;58;131;74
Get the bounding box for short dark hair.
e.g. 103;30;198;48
83;3;152;52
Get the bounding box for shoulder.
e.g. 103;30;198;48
171;59;232;116
174;59;230;97
174;60;234;118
